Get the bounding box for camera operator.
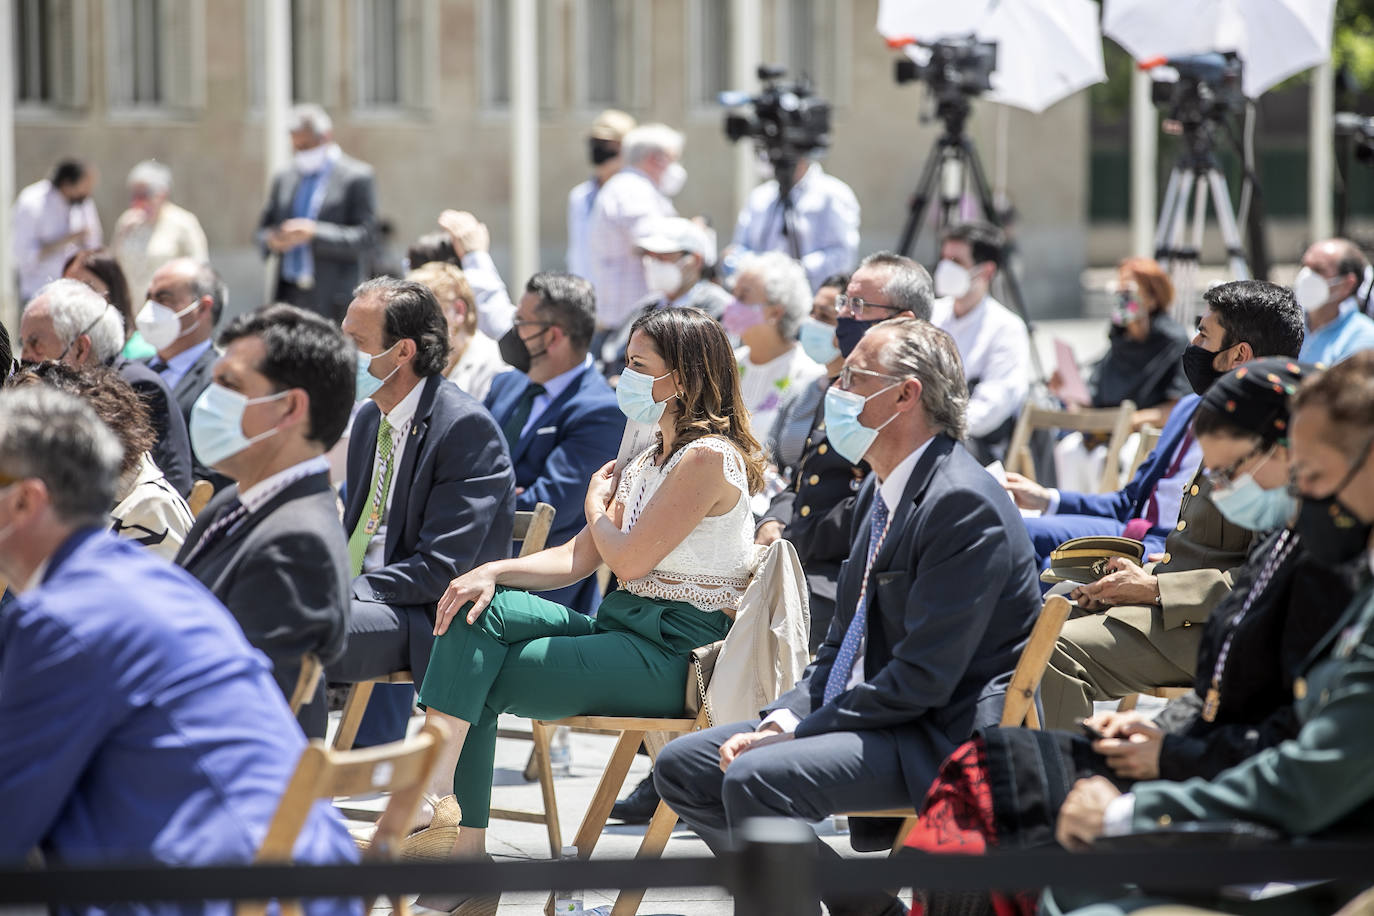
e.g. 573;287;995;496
729;154;860;292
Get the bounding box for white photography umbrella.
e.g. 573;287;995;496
1103;0;1336;98
877;0;1106;113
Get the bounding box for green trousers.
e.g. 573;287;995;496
417;586;731;827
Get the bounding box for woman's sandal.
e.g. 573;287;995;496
398;794;464;861
412;853;499;916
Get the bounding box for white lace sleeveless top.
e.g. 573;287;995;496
614;436;756;613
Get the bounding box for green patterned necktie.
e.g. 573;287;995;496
348;416;394;576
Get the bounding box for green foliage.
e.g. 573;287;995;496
1333;0;1374;92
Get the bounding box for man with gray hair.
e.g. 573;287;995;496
258;103;378;322
19;278;193;496
111;159;209;302
586;122;686;344
656;317;1041;916
0;386;360;896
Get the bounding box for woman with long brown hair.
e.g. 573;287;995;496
393;307;766;915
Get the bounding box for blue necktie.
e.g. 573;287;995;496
824;493;890;704
282;170;322;282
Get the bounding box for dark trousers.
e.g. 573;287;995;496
654;720;911;916
330;599;435;747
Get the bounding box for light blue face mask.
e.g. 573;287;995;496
823;382;900;464
190;383;289;467
799;318;841;366
355;343;399;401
1210;472;1297;533
617;367;673;424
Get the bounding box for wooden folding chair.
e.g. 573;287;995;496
530;710;705;916
331;503;555;752
842;594;1073;853
288;652;324;716
1127;424;1164;482
238;719;449;916
1006;401;1137;493
188;479;215;517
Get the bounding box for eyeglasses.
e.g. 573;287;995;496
835;294;902;320
1202;443;1274;492
836;364;906;391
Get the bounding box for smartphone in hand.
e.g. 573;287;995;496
1078;720;1105;742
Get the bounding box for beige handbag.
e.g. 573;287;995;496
685;641;725;727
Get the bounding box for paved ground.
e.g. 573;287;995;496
341;713;890;915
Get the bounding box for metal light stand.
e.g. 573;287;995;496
1154;116;1251;329
896;93;1045;381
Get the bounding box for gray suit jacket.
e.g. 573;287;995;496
174;471;350;738
258;152;377;318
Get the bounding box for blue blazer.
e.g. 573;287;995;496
1057;393;1202;524
346;374;517;616
768;435;1042;812
485;364;625;546
486;364;624;612
0;528;358;900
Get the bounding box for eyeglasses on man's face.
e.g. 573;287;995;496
835;364;906;392
835;294;902;321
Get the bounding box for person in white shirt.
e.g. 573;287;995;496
930;221;1032;465
729;156;860;291
12;159;102;301
653;317;1041;916
567;109;636;281
727;251;825;457
406;260;506;402
586;123;686;341
111;160;209;306
437;209;517;343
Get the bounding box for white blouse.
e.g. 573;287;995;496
614;436;756;613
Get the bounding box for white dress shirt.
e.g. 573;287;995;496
761;438;933;734
12;179;102;300
361;380;426;574
586;167;676;331
460;250;517;341
730;163;860;291
156;339;214;392
566;176;603;280
932;294;1032;439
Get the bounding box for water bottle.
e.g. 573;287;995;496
552;845;584;915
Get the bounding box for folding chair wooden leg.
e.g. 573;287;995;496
543;728;646;916
333;680;375;751
608;800;681;916
530;720;563;855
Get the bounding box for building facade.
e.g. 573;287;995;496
11;0;1090;325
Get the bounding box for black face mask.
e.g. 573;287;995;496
835;317;881;359
1182;343;1226;395
589;138;619;167
497;325;550;375
1295;443;1374;567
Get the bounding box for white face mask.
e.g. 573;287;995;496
933;259;973;299
135;299;199;351
1294;266;1341;313
293;143;331;175
658;161;687;197
643;256;686;295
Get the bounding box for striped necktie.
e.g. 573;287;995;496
824;493;891;704
347;417;394;576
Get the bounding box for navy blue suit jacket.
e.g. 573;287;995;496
1056;393;1202;524
0;528;358;898
768;435;1042;808
485;363;624;612
345;375;516;674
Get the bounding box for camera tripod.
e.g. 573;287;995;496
896;95;1044;381
1154;118;1251;328
752;156;805;262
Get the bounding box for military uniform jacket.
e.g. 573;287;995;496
1132;569;1374;837
1148;468;1254;631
